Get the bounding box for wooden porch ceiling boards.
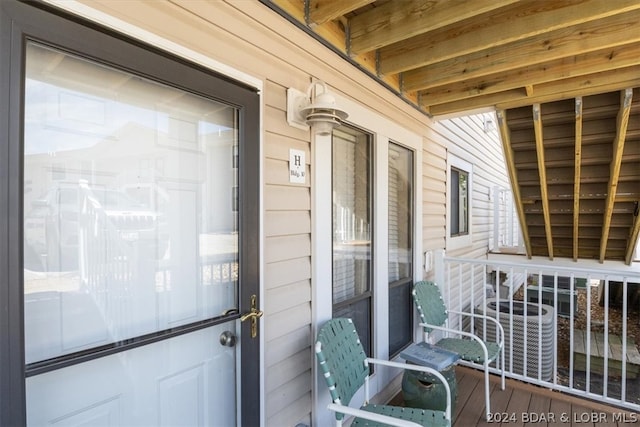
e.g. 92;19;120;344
266;0;640;264
499;88;640;264
267;0;640;117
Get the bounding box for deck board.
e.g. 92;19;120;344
503;388;532;427
453;378;489;427
525;393;551;426
548;399;572;427
476;387;513;427
573;330;640;378
389;366;639;427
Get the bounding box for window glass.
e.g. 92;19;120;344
332;126;372;354
450;166;469;236
23;42;239;364
388;142;414;356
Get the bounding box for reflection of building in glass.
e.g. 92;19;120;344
23;42;240;365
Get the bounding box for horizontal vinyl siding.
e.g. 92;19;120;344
425;115;508;294
422;134;447;256
260;76;315;424
261;76;314;425
265;211;310;237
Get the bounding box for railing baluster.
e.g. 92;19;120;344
457;263;462;333
440;255;640;412
585;273;591;395
603;275;609;398
569;272;575;391
508;267;514;374
523;268;528;378
622;278;628;403
552;272;558;386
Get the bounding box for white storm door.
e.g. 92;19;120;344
22;39;252;426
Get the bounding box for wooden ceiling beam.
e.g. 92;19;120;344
599;88;633;262
497;109;533;258
402;10;640;92
348;0;515;55
625;209;640;265
379;0;639;76
533;104;554;259
418;43;640;107
308;0;375;26
426;66;640;117
573;97;583;261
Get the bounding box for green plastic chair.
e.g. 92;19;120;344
315;318;451;427
412;281;505;420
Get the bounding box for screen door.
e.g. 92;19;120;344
21;37;258;426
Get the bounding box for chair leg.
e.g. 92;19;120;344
484;362;491;420
500;348;506;390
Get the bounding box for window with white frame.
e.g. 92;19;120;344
447;154;473;250
313;91;423;427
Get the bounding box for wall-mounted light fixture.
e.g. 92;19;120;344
287;81;348;136
483;113;496;133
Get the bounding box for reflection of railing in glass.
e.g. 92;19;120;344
334;204;370;242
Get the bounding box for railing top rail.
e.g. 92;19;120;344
443;256;640;281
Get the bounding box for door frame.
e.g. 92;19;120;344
0;1;264;425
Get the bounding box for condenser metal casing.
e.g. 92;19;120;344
475;299;555;381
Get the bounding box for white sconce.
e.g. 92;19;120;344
287;81;348;136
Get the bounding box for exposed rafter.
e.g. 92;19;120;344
627;210;640;265
379;0;640;76
349;0;516;55
599;88;633;262
430;66;640;117
533;104;554;259
573;97;583;261
269;0;640;116
405;10;640;93
307;0;374;26
419;43;640;108
497;110;532;258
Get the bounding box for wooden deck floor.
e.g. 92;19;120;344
391;366;640;427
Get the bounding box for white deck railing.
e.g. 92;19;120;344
434;253;640;412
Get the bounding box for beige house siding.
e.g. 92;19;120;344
425;115;509;313
63;1;508;425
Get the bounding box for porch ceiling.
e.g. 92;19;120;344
264;0;640;265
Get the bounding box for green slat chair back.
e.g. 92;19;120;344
315;318;369;421
413;281;449;333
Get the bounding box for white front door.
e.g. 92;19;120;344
17;18;261;425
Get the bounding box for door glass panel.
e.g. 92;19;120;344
23;42;239;364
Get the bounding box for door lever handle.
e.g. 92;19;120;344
240;309;263;322
240;295;263;338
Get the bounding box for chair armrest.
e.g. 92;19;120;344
327;403;423;427
447;309;505;345
366;357;452;421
